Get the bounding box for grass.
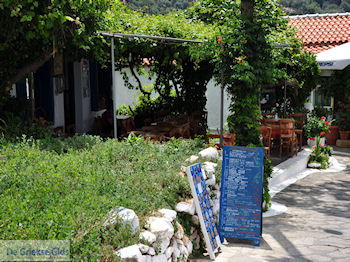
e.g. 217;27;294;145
0;136;205;260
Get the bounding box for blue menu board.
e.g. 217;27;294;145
186;164;221;260
218;146;264;246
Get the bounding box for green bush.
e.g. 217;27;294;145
304;116;331;138
308;136;332;169
0;137;204;260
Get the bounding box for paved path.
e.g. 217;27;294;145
204;154;350;262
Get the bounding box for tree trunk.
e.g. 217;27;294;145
241;0;255;18
5;49;57;88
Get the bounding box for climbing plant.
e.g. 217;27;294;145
107;6;217;129
187;0;319;210
0;0;115;90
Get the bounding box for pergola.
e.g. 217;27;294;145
100;32;226;146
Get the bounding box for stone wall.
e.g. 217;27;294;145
111;147;221;262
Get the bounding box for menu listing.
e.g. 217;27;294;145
186;163;221;260
218;146;264;246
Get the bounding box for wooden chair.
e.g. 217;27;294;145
288;113;306;151
279;119;298;157
258;126;272;159
207;133;235;149
262;112;275;119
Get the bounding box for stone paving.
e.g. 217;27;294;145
194;154;350;262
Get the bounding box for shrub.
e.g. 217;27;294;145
0;137;204;260
308;136;332;169
304;116;331;138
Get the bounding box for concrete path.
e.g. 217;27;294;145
198;154;350;262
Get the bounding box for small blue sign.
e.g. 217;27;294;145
187;164;221;259
218;146;264;246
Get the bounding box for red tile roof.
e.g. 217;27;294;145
288;13;350;54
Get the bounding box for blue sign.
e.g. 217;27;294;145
218;146;264;246
186;163;221;259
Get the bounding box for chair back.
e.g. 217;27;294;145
288;113;306;129
279;119;295;136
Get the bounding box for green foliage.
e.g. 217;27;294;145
280;0;350;15
304;116;331;138
336;113;350;131
309;136;331;169
187;0;318;146
0;0;115;88
126;0;193;14
263;158;273;212
0;115;53;141
311;106;332;119
104;5;217;128
116;104;133;116
0;137;204;259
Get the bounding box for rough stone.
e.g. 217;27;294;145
158;209;177;222
174;222;184;239
165;246;174;259
191;215;200;225
176;239;184;246
172;245;181;262
198;147;219;160
140;231;157;244
201;168;207;180
104;207;140;234
212;199;220;215
147;217;174;239
194;236;200;250
178;243;189;257
190;231;198;241
206;175;216;186
175;199;195;215
202;161;217;178
116;244;142;261
140;255;152;262
185;155;199;163
153;238;170;255
138;244;150;254
151;254;167;262
182;235;190;246
148;247;156;256
186;240;193;255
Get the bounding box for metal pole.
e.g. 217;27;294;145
220;70;224;148
111;38;118;139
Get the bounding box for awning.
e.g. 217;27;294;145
317;42;350;70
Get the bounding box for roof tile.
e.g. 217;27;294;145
288;13;350;53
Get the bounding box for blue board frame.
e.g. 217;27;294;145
186;163;221;259
218;146;264;246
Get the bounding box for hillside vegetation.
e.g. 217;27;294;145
125;0;350;15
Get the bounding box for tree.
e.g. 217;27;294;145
0;0;115;89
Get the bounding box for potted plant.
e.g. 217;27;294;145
326;120;339;145
308;136;332;169
338;115;350;140
304;116;331;146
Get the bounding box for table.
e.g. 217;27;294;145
261;119;302;152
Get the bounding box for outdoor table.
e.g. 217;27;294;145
261;118;299;152
261;119;280;140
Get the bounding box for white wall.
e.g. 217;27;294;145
113;69;231;131
205;80;230;132
53;91;65;128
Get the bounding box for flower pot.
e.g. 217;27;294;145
326;126;339;145
339;130;350;140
